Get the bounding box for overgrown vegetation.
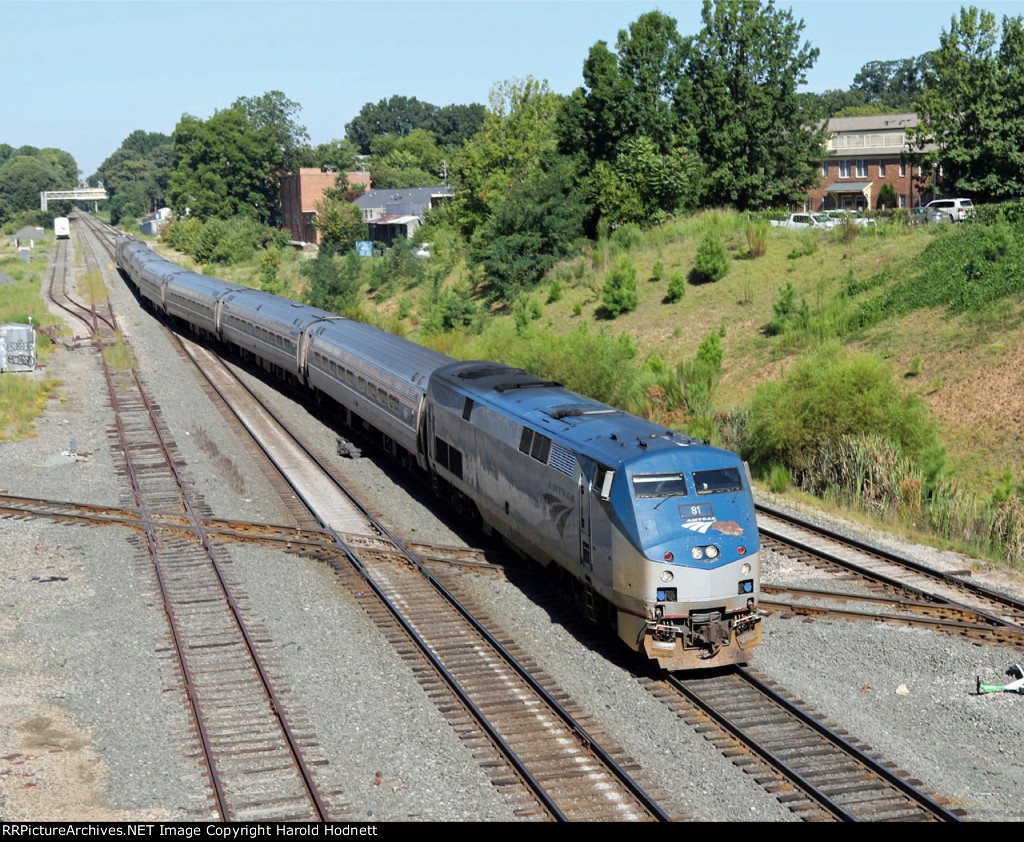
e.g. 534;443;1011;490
0;244;59;440
162;216;290;266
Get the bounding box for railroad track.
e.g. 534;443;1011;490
653;668;964;822
170;330;677;820
54;213;349;821
50;215;1001;820
757;501;1024;643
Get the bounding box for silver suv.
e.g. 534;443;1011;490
925;198;975;223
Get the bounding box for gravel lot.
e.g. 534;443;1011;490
1;239;1021;822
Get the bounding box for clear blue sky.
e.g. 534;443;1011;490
3;0;1021;179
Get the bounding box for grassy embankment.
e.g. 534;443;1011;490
69;210;1024;565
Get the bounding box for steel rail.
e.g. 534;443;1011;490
173;331;671;822
670;667;963;822
757;501;1024;620
73;214;332;822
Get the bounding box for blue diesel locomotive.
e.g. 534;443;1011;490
115;238;761;670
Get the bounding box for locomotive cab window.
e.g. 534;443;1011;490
632;472;688;498
692;467;743;495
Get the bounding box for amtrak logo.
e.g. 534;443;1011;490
680;519;743;536
543;494;574;538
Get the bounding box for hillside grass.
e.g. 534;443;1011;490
105;211;1024;565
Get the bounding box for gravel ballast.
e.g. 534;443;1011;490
1;237;1022;822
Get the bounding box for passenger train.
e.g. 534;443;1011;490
115;237;762;670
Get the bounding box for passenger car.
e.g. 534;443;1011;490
769;213;834;230
822;209;876;227
924;198;975;223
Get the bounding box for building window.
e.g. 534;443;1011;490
856;160;868;178
821;160;829;177
899;160;907;178
899;193;906;208
839;160;851;178
879;161;887;178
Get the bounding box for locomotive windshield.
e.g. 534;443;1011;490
692;467;744;495
632;472;689;498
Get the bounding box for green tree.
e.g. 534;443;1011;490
308;138;362;174
592;134;700;225
850;55;931;110
691;230;730;283
456;78;585;300
168;91;309;222
912;7;1024;199
92;131;173;223
313;197;366;254
302;249;362;313
601;255;639;316
425;103;486;150
686;0;826;209
468;155;587;301
560;11;690;163
345;96;436;154
346;96;484;155
0;155;72;223
560;11;699;227
369;129;446;188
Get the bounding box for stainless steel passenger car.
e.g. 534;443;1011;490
307;318;453;465
219;290;339;382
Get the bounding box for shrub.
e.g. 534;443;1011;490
691;230;729;283
610;222;644;252
602;256;638;317
651;260;665;282
665;270;686;303
162;215;288;266
547;277;563;303
741;342;938;481
766;280;810;336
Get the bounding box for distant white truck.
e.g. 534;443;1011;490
769;213;834;230
54;217;70;239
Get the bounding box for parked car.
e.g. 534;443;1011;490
924;198;975;223
769;213;835;230
822;209;877;227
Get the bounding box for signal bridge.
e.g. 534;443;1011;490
40;188;108;211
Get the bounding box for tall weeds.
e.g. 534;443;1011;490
744;218;769;259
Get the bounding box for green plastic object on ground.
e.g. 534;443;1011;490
976;664;1024;694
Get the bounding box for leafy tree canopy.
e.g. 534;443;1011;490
686;0;826;209
345;96;484;154
0;148;78;224
313;197;366;254
168;91;309;223
560;10;691;164
912;6;1024;200
91;131;173;223
369;129;446;188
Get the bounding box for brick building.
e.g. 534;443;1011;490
279;168;371;245
807;113;938;212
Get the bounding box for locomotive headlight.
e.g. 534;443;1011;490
660;570;674;583
691;546;705;560
741;563;751;576
705;545;719;559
